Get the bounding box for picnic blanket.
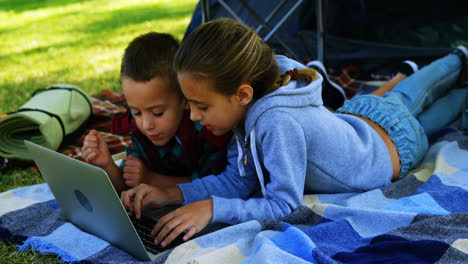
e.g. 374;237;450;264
1;122;467;263
1;73;468;263
0;84;93;160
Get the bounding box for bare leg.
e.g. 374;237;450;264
371;73;407;96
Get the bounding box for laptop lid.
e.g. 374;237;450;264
24;140;156;261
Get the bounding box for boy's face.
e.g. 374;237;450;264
122;76;187;147
178;72;249;136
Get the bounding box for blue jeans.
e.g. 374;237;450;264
337;54;467;177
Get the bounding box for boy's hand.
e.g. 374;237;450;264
82;129;112;168
151;199;213;247
122;155;151;187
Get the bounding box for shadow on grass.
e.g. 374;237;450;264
0;241;60;264
0;167;43;192
2;1;195;35
78;2;196;34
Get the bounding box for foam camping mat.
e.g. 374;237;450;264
0;84;93;160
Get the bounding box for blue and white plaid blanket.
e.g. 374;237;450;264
1;127;468;263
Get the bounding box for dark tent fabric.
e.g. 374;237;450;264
185;0;468;75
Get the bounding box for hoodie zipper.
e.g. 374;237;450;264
233;127;248;166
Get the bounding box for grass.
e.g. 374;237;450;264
0;0;197;262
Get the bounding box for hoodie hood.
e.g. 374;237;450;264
245;55;323;134
235;56;323;182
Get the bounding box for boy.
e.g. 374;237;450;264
81;32;231;194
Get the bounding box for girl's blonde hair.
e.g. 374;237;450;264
174;18;280;100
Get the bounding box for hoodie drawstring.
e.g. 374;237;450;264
236;138;246;176
236;126;268;196
249;127;268;196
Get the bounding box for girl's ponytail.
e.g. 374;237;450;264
273;68;318;90
175;18;319;100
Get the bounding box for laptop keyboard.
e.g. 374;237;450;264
128;212;185;254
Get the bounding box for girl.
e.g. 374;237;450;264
121;19;468;247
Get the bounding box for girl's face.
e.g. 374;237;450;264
122;76;187;146
178;72;250;136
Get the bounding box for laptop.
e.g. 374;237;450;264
24;140;185;261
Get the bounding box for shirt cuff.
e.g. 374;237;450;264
177;182;202;205
210;196;237;224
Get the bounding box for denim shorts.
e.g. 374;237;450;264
337;94;429;178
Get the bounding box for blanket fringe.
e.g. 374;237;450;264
18;237;79;263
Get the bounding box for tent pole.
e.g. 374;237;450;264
315;0;324;62
217;0;245;23
263;0;303;42
201;0;210;23
255;0;289;33
237;0;301;61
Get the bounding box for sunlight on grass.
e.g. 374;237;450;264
0;1;198;262
0;0;198;113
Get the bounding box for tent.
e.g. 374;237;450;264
185;0;468;75
2;2;468;263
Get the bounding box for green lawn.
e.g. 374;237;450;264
0;0;197;262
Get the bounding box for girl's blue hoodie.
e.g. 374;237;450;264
178;55;393;224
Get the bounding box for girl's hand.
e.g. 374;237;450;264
120;184;174;219
151;199;213;247
82;130;112;168
122;155;151;187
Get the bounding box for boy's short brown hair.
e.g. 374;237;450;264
121;32;180;93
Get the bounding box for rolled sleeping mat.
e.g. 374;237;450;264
0;84;93;160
